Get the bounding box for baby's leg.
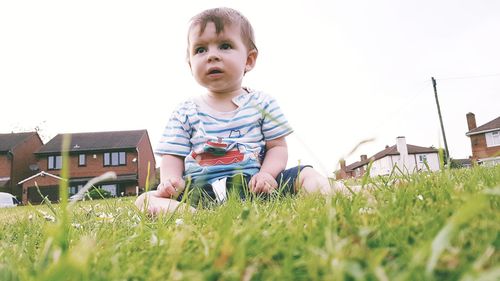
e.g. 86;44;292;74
297;167;349;195
135;191;195;215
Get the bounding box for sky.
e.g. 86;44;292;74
1;0;499;176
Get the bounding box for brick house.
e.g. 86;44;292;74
466;113;500;165
336;136;440;179
18;171;65;203
0;132;44;198
18;130;156;204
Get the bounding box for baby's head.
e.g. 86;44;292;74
187;7;258;57
186;8;259;93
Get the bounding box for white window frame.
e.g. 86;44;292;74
48;155;62;170
78;154;86;166
418;154;427;163
68;186;78;195
104;152;126;166
491;131;500;146
101;184;117;196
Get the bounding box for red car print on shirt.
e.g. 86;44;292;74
191;137;244;166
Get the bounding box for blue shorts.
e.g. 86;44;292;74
178;165;312;208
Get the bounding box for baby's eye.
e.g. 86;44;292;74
194;47;206;54
220;43;232;50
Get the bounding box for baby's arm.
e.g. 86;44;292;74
156;154;185;198
249;136;288;193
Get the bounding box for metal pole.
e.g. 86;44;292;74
432;77;450;164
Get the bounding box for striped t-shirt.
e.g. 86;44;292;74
155;89;293;183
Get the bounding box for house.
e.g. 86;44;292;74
465;113;500;166
0;132;44;198
452;158;473;168
18;129;156;204
337;136;440;179
18;171;65;203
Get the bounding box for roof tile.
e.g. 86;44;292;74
37;130;147;154
0;132;37;153
467;116;500;135
345;144;438;171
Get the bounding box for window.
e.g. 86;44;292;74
104;152;126;166
111;153;119;165
492;131;500;146
69;186;77;195
101;184;117;196
69;184;84;196
78;154;86;166
119;152;126;165
355;168;361;177
104;153;110;166
48;155;62;170
419;155;427;163
485;131;500;147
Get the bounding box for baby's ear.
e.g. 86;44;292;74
245;49;258;73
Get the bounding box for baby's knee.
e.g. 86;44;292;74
298;167;330;194
134;191;154;210
135;191;196;215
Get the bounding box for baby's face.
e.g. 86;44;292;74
188;22;256;95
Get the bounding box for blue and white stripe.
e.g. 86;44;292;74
155;89;293;182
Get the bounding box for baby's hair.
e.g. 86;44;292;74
188;7;258;54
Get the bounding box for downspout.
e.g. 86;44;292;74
414;154;418;171
136;147;140;194
7;150;14;195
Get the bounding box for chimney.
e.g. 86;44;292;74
360;155;367;161
466;112;477;131
339;159;346;170
396;136;409;170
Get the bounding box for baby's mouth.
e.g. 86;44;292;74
208;68;223;75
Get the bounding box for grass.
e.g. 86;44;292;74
0;165;499;280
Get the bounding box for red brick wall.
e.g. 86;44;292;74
32;131;156;195
335;169;348;180
470;134;500;160
335;169;357;180
21;174;62;204
37;151;139;178
0;155;11;178
136;132;156;191
11;134;44;197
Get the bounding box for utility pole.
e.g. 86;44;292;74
432;77;450;164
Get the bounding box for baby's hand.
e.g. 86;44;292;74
156;177;185;198
249;172;278;194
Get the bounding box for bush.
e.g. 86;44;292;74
87;188;112;199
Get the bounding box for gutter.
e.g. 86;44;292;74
466;128;500;136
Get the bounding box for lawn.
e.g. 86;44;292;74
0;166;499;280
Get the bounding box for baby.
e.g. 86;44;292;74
136;7;333;213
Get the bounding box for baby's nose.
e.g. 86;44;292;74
207;51;221;62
